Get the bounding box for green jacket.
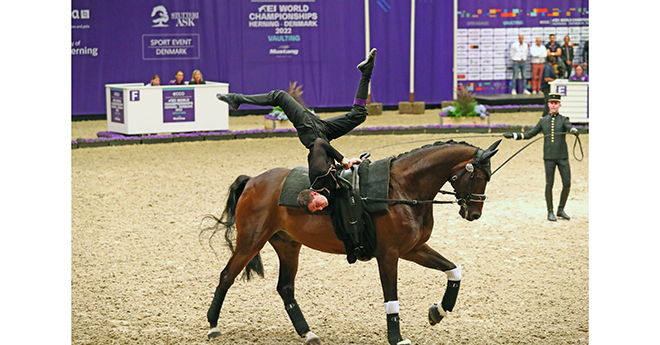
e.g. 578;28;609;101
514;113;574;160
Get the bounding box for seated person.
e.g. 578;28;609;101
568;65;589;82
189;69;206;84
169;71;185;85
147;74;161;86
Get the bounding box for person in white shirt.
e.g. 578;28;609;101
530;37;548;94
510;35;530;95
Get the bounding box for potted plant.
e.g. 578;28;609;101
439;85;490;125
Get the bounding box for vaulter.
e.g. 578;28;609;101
216;48;377;214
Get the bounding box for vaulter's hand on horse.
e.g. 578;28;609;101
340;157;363;170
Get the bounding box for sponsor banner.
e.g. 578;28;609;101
142;34;201;60
163;88;195;123
244;2;320;61
456;0;589;94
72;0;454;115
110;88;124;123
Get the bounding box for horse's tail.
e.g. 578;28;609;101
200;174;264;280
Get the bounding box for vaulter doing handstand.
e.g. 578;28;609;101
216;48;377;214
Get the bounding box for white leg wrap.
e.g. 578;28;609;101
383;300;400;314
305;331;320;343
445;264;462;281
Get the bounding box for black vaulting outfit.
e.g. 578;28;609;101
217;52;374;203
509;112;575;216
216;49;378;264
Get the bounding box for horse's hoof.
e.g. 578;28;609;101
397;339;412;345
305;331;322;345
428;303;447;326
207;327;222;340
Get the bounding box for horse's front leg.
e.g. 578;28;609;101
377;250;411;345
401;244;462;325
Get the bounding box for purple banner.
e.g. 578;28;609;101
456;0;589;94
243;2;320;62
163;88;195;122
72;0;454;115
110;88;124;123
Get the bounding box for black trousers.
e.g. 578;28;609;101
541;85;551;116
544;159;571;211
230;65;372;149
261;90;368;148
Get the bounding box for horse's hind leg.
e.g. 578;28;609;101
401;244;462;325
207;225;274;338
269;232;321;345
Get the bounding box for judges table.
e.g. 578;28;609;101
549;79;589;123
105;82;229;135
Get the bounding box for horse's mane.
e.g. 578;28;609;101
392;139;476;162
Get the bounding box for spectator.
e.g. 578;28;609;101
189;69;206;84
581;40;589;75
169;71;185;85
510;34;530;95
148;74;161;86
530;37;547;95
541;56;557;117
545;34;565;78
569;64;589;82
561;35;575;78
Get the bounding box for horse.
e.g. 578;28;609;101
202;139;501;345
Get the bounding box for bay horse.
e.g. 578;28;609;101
203;139;501;345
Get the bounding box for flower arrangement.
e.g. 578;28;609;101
440;85;489;119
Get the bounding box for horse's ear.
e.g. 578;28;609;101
479;139;501;162
486;139;502;153
480;149;498;162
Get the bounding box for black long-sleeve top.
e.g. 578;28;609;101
307;138;344;200
512;113;574;160
561;43;574;63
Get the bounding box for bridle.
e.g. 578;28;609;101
362;147;492;207
446;144;494;206
448;161;488;206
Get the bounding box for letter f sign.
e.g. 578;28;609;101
130;90;140;101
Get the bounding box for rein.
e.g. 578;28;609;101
362;190;459;205
362;161;488;206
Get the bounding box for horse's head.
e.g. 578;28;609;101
449;139;501;221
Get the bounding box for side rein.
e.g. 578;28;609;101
362;140;501;206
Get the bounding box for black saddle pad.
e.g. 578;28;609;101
278;157;392;213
